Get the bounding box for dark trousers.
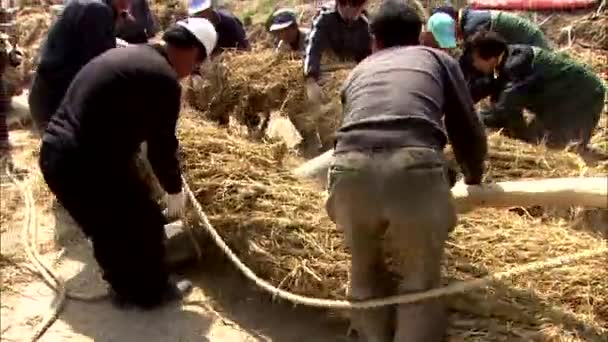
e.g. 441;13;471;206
28;73;64;136
39;142;170;307
0;109;7;153
490;93;605;149
1;78;10;153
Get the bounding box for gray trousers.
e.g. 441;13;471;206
326;147;457;342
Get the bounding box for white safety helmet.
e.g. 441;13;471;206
176;17;218;57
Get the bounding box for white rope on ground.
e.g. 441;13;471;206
6;166;107;342
6;164;607;341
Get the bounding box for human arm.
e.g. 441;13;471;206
479;46;537;138
443;56;488;185
233;17;251;51
303;11;330;82
140;0;159;37
147;81;183;195
78;2;116;63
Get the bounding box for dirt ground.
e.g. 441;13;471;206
0;95;348;342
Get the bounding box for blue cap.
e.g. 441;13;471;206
427;13;457;49
188;0;211;16
269;8;297;31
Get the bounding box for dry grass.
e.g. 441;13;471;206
176;15;608;339
3;3;607;341
11;7;53;85
179;110;607;341
185;50;350;129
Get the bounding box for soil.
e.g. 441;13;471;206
0;95;347;342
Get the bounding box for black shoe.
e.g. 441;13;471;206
161;279;193;302
109;279;193;310
108;288;135;310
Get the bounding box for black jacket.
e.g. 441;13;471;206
38;0;117;87
33;0;117;121
43;45;183;194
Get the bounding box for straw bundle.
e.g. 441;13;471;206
179;111;607;341
149;0;187;31
185;50;350;130
447;133;596;182
10;7;52;85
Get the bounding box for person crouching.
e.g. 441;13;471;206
39;18;217;310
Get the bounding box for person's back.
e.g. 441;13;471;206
460;8;549;48
510;45;603;113
213;9;250;52
338;45;484;161
38;0;115;87
44;44;180;167
30;0;117;134
327;3;487;342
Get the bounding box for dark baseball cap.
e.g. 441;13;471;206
269;8;298;32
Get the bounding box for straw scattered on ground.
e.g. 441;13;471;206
179;110;607;341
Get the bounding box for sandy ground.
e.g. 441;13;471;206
0;100;347;342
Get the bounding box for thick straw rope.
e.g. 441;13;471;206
182;177;608;309
7;166;607;341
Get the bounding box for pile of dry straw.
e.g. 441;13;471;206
179;107;607;341
186;49;351;129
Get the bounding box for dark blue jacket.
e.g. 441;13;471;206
37;0;116;89
212;9;250;54
33;0;116;123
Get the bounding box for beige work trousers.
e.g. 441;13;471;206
325;147;457;342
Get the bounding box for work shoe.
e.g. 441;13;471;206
161;278;193;303
109;279;193;310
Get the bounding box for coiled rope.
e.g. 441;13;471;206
6;167;607;341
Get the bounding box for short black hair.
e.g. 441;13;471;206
370;0;422;48
162;25;208;61
338;0;367;6
466;30;507;60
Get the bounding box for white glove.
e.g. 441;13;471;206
165;191;186;219
305;79;323;105
116;38;130;48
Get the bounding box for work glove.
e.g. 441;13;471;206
116;38;130;48
305;78;323;105
165;191;186;219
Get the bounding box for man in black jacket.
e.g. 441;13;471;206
39;18;218;309
326;1;487;341
188;0;250;55
28;0;129;135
